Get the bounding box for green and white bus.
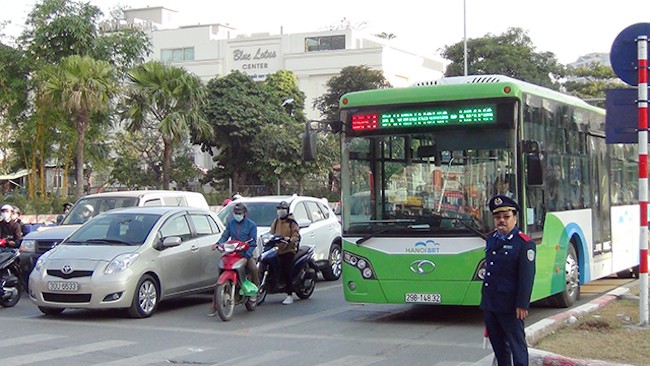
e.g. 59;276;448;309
335;75;639;307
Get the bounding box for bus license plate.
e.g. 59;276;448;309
48;281;79;292
405;293;441;303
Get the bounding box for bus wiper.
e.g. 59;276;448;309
453;218;487;239
355;221;426;245
356;228;391;245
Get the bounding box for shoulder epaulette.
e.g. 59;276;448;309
518;231;532;242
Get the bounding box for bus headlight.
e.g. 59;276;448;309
343;251;376;279
473;259;487;280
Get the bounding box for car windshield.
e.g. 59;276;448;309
62;197;140;225
217;201;279;226
65;213;160;246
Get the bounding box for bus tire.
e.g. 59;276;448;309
550;245;580;308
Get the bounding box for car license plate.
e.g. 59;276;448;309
48;281;79;292
405;293;441;303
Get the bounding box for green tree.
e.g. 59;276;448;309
564;62;626;108
198;70;278;193
441;27;565;89
110;123;202;190
1;0;151;199
19;0;151;74
39;55;118;197
120;61;212;190
313;65;391;122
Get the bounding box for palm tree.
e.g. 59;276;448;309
39;55;118;197
121;61;212;189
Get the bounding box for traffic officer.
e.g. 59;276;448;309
480;194;536;366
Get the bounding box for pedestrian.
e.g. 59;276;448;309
208;202;258;316
0;204;22;248
269;201;300;305
481;194;536;366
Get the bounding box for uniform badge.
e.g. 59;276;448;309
494;197;503;205
527;249;535;261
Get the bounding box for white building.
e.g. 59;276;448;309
121;6;445;171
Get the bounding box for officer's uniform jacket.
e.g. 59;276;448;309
480;225;536;313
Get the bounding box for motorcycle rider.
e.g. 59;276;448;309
0;204;22;248
209;202;258;315
269;201;300;305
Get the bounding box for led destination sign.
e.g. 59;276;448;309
351;104;496;131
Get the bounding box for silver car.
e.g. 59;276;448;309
28;206;224;318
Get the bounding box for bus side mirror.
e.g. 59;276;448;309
330;120;343;134
523;140;543;186
303;130;317;161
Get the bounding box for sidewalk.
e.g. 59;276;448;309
472;284;635;366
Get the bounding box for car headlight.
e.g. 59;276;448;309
20;239;36;253
105;253;139;275
34;251;53;272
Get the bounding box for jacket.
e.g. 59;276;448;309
218;217;258;259
480;225;536;312
270;214;300;255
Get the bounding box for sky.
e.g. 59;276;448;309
1;0;649;65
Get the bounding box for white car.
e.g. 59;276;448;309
29;206;224;318
218;195;342;280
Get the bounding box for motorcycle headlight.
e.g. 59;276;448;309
20;239;36;253
105;253;139;275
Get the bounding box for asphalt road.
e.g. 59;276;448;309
0;276;632;366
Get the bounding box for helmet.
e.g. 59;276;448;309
233;202;247;214
232;193;243;200
12;206;20;215
276;201;290;210
83;204;94;214
1;204;13;212
63;202;73;209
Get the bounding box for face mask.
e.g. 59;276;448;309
277;209;288;219
2;212;11;222
233;214;244;222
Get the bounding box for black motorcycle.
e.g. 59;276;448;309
0;240;22;307
257;233;317;304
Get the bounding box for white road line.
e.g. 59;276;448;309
315;355;386;366
93;346;211;366
245;305;353;333
213;350;298;366
2;340;134;366
0;334;65;348
314;282;342;292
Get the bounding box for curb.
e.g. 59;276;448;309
473;282;636;366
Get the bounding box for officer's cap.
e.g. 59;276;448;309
488;194;520;214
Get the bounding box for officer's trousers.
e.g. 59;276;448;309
484;310;528;366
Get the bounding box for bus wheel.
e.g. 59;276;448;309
550;245;580;308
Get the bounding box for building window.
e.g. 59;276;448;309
305;35;345;52
161;47;195;62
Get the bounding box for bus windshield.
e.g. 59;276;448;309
342;130;516;237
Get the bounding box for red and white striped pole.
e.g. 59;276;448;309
638;34;649;327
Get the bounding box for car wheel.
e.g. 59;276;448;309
321;242;342;281
127;274;159;318
550;245;580;308
38;306;64;315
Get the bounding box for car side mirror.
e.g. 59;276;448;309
161;236;182;249
297;218;311;228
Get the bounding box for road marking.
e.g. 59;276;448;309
245;305;353;333
213;350;297;366
94;346;211;366
314;282;342;292
0;333;65;348
315;355;386;366
2;340;134;366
